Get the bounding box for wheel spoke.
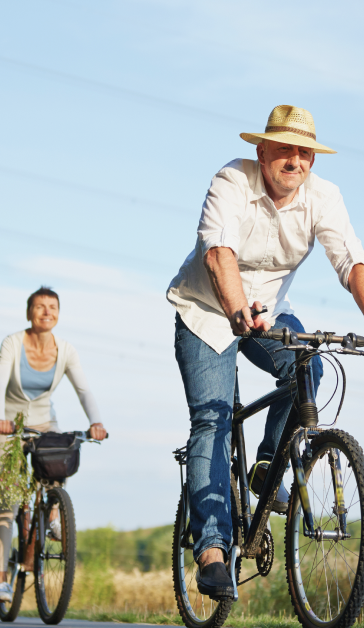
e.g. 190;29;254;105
287;434;363;626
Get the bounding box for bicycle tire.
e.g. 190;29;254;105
34;487;76;625
172;474;242;628
285;429;364;628
0;510;26;622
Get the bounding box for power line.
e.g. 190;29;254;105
0;55;249;127
0;226;173;272
0;164;196;216
0;55;362;158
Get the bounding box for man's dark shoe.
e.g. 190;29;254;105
248;464;289;514
196;562;234;600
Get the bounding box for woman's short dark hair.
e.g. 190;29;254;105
27;287;60;316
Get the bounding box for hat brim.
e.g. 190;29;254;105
240;131;336;154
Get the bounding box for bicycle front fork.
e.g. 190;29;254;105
290;430;349;540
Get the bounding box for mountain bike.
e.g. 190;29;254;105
172;325;364;628
0;429;106;625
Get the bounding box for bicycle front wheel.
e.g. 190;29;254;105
34;487;76;625
0;510;26;622
285;429;364;628
172;475;241;628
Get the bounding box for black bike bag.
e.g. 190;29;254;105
26;432;81;481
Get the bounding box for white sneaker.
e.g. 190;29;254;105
0;582;13;603
49;518;62;542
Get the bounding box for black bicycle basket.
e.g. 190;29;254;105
27;432;81;481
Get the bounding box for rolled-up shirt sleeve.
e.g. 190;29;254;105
65;346;101;425
315;190;364;291
197;162;246;258
0;337;14;421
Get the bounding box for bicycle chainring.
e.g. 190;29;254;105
256;528;274;576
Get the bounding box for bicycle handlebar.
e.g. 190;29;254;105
9;428;109;442
238;328;364;349
74;429;109;441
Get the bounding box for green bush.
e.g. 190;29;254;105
77;524;173;572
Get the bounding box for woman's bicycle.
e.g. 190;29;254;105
172;326;364;628
0;428;106;625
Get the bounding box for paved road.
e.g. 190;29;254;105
14;619;175;628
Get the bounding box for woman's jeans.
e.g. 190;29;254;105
175;312;323;561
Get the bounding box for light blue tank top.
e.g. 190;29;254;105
20;344;56;400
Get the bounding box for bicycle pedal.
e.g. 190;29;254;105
210;595;234;602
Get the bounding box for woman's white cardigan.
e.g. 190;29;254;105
0;331;101;426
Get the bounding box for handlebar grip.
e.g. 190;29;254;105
238;329;284;341
86;428;109;439
356;335;364;348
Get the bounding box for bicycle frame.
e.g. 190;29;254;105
14;487;46;574
173;342;350;599
232;344;345;561
232;372;299;558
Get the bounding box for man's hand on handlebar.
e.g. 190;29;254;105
0;420;15;435
90;422;108;441
231;301;271;336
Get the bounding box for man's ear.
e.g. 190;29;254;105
310;153;315;169
257;142;265;165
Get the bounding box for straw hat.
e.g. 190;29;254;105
240;105;336;154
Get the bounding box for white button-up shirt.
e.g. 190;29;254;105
167;159;364;354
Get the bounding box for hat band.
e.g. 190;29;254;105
265;125;316;141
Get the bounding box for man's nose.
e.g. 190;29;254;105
286;152;300;168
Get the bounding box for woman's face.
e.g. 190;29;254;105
28;296;59;332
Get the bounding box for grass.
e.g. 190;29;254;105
65;519;293;617
19;608;302;626
17;517;295;622
17;518;364;625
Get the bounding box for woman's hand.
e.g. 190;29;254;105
90;422;107;441
0;420;15;434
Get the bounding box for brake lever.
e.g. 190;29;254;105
337;348;364;356
273;344;313;353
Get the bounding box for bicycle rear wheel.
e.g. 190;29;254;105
285;429;364;628
0;510;25;622
172;474;241;628
34;487;76;625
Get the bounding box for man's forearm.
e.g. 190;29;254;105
204;247;248;320
204;247;270;334
348;264;364;314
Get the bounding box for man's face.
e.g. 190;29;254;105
257;140;315;195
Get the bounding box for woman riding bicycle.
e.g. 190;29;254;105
0;286;107;602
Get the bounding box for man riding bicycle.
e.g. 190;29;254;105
167;105;364;599
0;286;107;603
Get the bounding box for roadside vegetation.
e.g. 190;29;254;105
18;518;364;625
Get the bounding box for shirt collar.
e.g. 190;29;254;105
252;162;307;209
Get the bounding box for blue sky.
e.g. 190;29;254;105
0;0;364;529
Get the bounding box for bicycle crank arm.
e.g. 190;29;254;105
10;563;21;589
229;545;241;602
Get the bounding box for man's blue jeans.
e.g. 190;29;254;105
175;312;323;561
